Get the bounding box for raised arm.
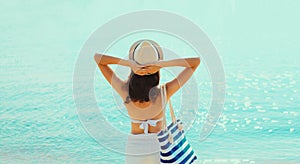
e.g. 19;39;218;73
94;53;148;97
94;54;131;67
145;57;200;99
94;54;131;97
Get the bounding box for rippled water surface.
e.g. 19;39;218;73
1;1;300;163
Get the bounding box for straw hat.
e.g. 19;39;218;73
129;40;163;64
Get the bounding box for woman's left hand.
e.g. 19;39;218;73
142;62;162;75
130;61;162;76
143;65;161;75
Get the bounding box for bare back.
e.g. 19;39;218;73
94;53;200;134
122;86;165;134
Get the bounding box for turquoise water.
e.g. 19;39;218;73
1;1;300;163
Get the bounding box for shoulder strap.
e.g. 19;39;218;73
161;84;177;130
161;84;167;109
161;84;167;129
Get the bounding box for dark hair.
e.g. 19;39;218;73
127;71;160;103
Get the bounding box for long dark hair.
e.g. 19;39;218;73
127;71;160;103
126;39;163;103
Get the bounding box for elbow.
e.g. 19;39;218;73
192;57;200;68
94;53;103;64
195;57;200;66
189;57;200;72
94;54;98;63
